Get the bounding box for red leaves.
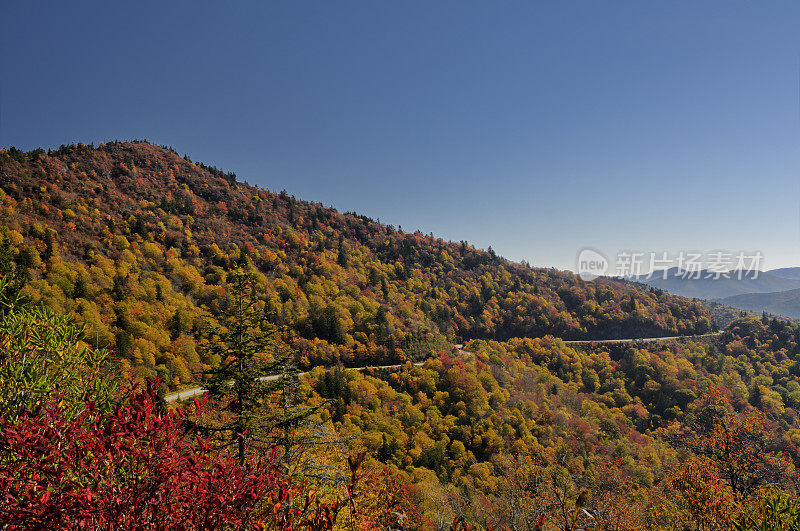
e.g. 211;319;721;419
666;456;740;529
0;381;363;530
674;386;792;498
0;383;251;528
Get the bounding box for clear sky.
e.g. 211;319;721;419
2;1;799;272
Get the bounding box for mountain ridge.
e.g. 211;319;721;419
0;141;711;388
630;266;800;299
719;287;800;319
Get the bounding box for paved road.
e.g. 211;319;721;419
562;331;722;345
164;360;428;403
163;334;718;403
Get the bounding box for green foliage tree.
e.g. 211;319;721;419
0;275;118;421
735;487;800;531
198;267;312;465
0;233;29;315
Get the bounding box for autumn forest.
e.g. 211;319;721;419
2;141;800;529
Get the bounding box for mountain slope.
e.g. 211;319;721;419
6;142;800;527
0;142;710;387
719;287;800;319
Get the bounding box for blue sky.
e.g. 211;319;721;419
2;1;799;271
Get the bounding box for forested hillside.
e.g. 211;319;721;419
3;142;800;528
0;141;710;389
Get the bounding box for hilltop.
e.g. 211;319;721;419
0;141;711;387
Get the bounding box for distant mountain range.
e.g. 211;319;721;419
630;267;800;299
766;267;800;281
631;267;800;319
719;288;800;319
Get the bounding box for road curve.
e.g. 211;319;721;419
562;331;722;345
164;360;427;403
163;334;720;403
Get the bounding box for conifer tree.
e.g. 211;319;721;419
199;267;312;465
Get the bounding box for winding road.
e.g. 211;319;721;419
164;360;427;403
561;331;721;345
164;333;721;403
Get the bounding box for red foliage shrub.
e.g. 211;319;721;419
0;382;351;530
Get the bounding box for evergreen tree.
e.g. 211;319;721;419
72;274;87;299
42;229;54;263
337;237;348;268
199;267;313;465
0;232;30;314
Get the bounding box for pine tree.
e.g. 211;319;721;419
198;267;313;465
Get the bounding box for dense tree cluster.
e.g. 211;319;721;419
3;141;798;528
0;269;419;529
0;142;709;391
306;318;800;526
